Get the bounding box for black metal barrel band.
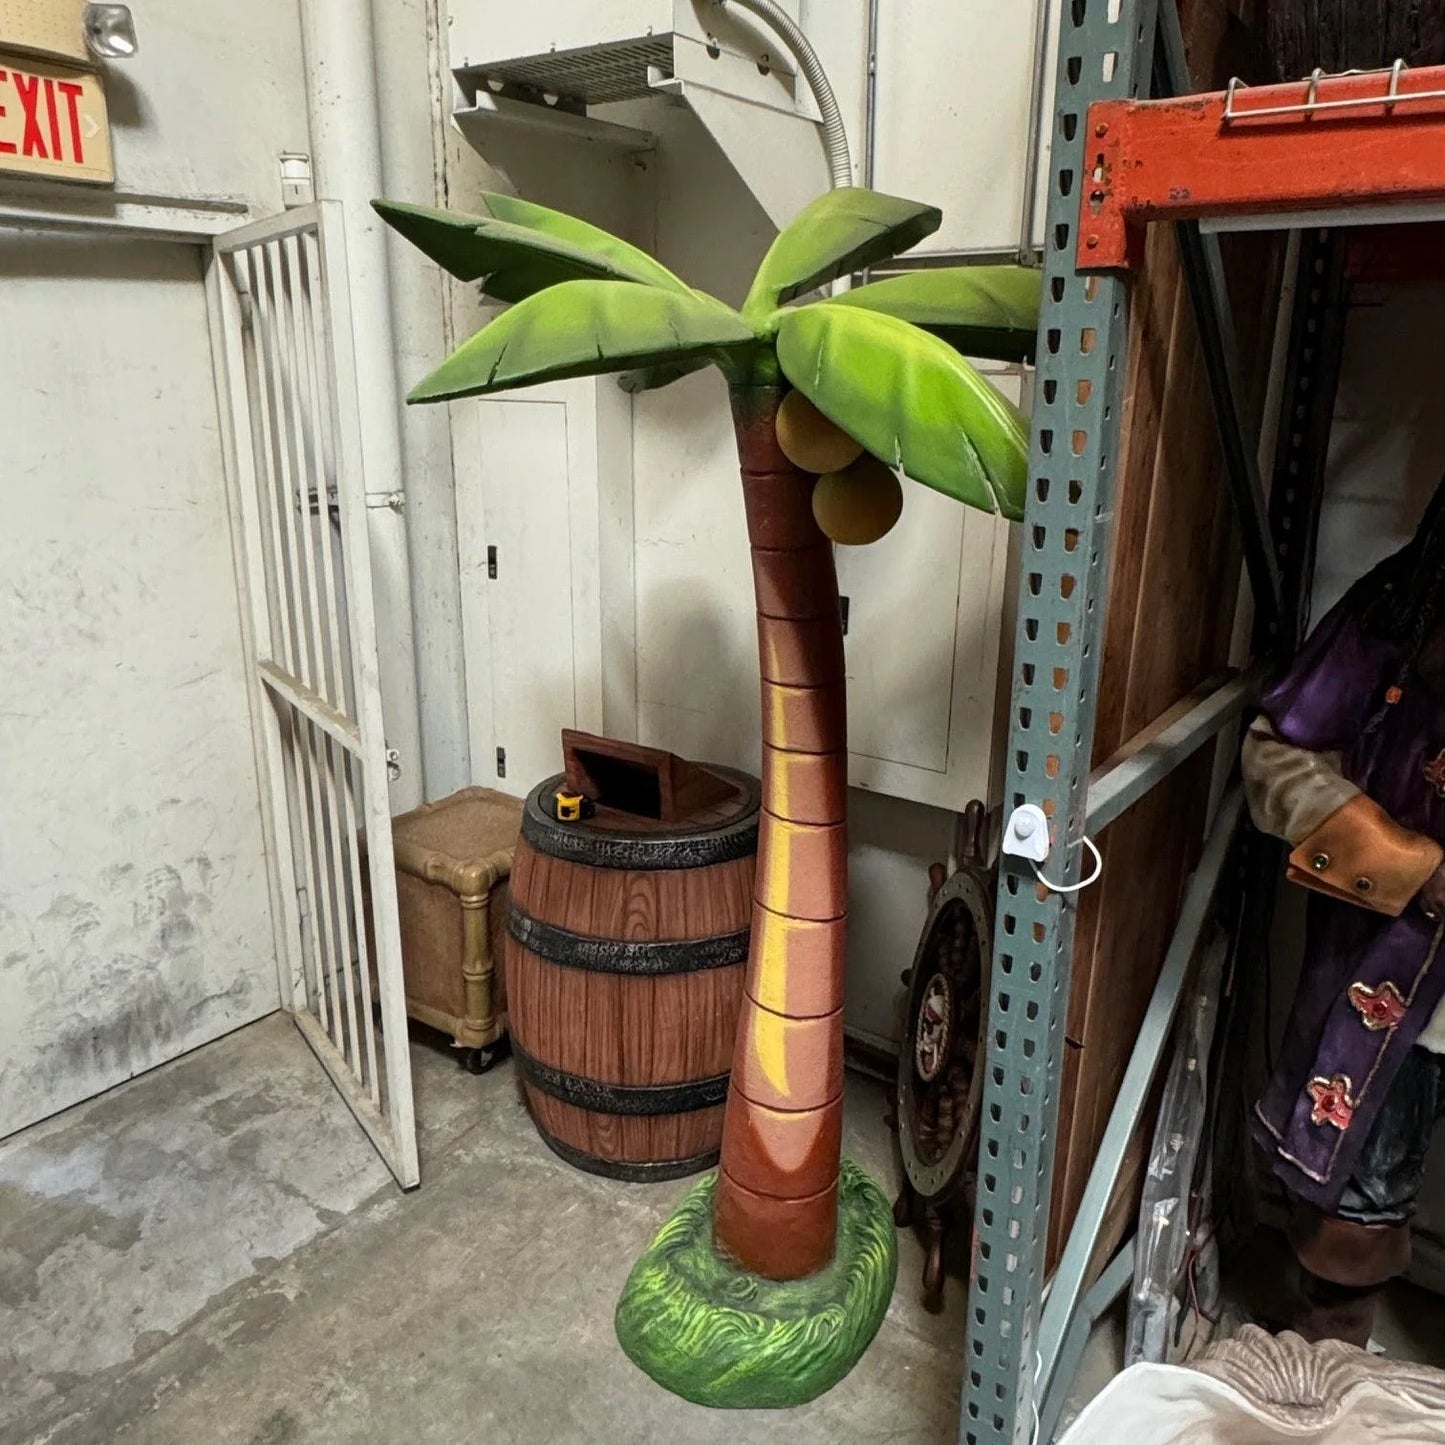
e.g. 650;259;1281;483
513;1042;729;1116
520;772;760;871
507;906;749;975
533;1127;720;1184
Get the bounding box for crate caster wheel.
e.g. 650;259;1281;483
893;1179;917;1229
462;1037;509;1076
921;1213;946;1299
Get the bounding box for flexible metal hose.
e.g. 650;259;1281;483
721;0;853;189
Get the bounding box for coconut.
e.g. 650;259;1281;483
812;455;904;546
776;391;864;475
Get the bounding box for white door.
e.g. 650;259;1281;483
455;377;622;796
212;205;418;1187
0;232;277;1137
464;394;577;793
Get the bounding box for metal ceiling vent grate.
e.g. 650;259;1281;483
480;37;675;106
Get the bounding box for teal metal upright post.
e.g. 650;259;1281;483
959;2;1160;1440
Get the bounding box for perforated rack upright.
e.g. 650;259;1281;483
960;3;1445;1440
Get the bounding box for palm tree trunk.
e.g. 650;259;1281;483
712;381;849;1281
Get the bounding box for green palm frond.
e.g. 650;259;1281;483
373;196;691;303
407;281;756;404
743;188;941;318
829;268;1042;364
617;357;714;395
776;304;1029;520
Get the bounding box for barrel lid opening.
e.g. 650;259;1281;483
521;768;761;870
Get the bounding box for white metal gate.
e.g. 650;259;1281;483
212;204;418;1187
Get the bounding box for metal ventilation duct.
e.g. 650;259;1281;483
473;36;676;107
448;1;833;228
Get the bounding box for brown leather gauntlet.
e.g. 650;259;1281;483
1288;794;1444;918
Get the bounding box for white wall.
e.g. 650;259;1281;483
107;2;305;208
625;99;782;766
0;0;321;1131
0;235;278;1134
871;0;1049;255
4;0;310;219
428;0;1043;1043
4;1;435;808
846;791;958;1050
435;80;659;794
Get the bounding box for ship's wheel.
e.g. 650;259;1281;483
892;800;994;1300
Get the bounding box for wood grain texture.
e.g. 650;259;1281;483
1046;5;1286;1270
506;820;754;1171
526;1091;727;1165
1264;2;1445;81
507;948;746;1084
561;729;737;823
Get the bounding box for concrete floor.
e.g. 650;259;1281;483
1;1015;990;1445
15;1016;1438;1444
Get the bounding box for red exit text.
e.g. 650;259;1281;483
0;66;90;165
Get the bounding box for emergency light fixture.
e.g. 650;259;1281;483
84;3;137;59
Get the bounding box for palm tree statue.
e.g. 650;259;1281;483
377;186;1038;1407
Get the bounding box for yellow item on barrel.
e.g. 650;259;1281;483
554;790;593;823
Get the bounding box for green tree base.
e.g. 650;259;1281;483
614;1160;898;1409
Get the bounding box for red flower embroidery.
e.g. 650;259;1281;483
1427;749;1445;798
1348;981;1407;1032
1307;1075;1356;1131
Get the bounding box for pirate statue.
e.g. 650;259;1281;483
1243;477;1445;1345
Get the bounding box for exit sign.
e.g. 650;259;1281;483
0;49;112;183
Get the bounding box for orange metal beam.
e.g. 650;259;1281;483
1079;64;1445;270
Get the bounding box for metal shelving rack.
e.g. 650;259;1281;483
960;2;1445;1439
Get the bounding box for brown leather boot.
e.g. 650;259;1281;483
1287;1204;1411;1349
1294;1269;1380;1348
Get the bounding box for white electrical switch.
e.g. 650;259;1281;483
280;152;315;209
1002;804;1051;863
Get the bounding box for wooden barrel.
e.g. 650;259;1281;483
505;741;759;1181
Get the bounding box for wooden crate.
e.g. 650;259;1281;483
366;786;524;1058
1046;4;1287;1269
1261;0;1445;80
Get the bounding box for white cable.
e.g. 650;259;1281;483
1030;835;1103;895
720;0;853;188
1030;1347;1044;1445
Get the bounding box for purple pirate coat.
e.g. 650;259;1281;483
1251;603;1445;1209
